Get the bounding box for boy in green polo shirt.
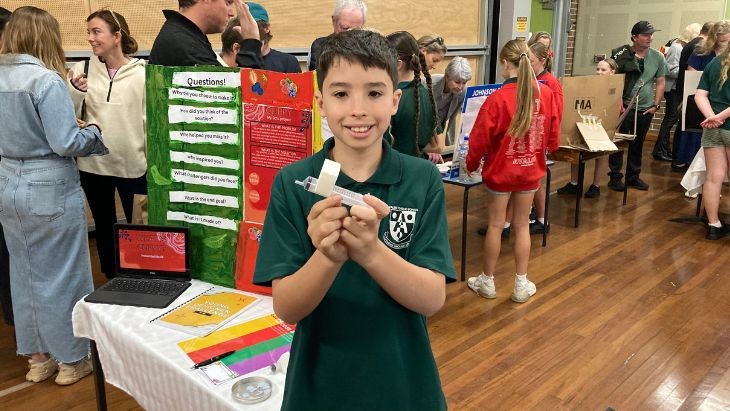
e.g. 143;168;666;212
253;30;455;410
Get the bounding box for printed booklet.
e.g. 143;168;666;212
150;287;259;337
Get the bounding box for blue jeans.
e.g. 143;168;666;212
0;156;93;363
0;223;11;325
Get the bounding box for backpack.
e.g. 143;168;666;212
660;38;677;57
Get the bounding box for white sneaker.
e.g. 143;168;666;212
467;273;496;299
55;358;92;386
26;357;58;382
511;278;537;303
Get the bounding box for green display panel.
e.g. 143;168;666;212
146;65;243;287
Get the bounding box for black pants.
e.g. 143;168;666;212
609;108;654;181
672;115;684;161
0;224;12;325
80;171;147;279
653;89;679;157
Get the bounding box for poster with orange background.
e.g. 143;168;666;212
237;69;315;294
241;68;314;225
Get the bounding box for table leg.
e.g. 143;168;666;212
542;167;551;247
575;158;585;228
696;194;703;217
461;187;469;281
622;156;629;206
91;340;107;411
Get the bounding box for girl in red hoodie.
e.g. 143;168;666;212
465;40;560;303
528;42;563;232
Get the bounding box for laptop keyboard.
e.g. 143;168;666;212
105;278;187;296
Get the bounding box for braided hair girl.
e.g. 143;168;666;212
386;31;439;158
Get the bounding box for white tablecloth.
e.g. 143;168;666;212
681;149;707;197
72;280;284;411
681;149;730;197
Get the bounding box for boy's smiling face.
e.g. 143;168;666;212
317;58;401;153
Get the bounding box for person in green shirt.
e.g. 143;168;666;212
695;52;730;240
253;30;455;411
386;31;441;161
608;20;668;191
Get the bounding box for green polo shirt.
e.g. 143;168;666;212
254;137;455;411
697;57;730;131
632;47;667;110
388;81;438;157
613;46;668;110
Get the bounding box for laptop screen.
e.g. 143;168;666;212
114;224;191;279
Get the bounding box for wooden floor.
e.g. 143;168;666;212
1;151;729;410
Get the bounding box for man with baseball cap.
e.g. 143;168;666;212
221;2;301;72
608;20;668;191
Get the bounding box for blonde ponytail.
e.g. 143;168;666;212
501;41;537;138
719;49;730;88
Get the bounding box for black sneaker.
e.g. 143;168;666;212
626;178;649;191
557;182;579;195
652;153;673;162
671;163;689;173
707;225;728;240
529;221;549;234
584;185;600;198
502;226;511;239
477;226;511;239
607;177;625;191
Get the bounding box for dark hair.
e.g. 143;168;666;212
316;29;398;90
222;18;272;53
179;0;198;9
222;19;241;54
257;21;272;44
701;21;714;35
386;31;438;155
0;7;11;35
87;10;138;55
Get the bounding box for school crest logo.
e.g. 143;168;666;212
383;206;418;249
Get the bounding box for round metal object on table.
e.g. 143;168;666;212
231;376;273;404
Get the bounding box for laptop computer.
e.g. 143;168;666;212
85;223;192;308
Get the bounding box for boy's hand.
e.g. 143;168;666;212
307;196;349;264
340;194;390;264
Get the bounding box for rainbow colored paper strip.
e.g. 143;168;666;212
178;313;295;375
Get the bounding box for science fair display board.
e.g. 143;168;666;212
146;65;316;289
